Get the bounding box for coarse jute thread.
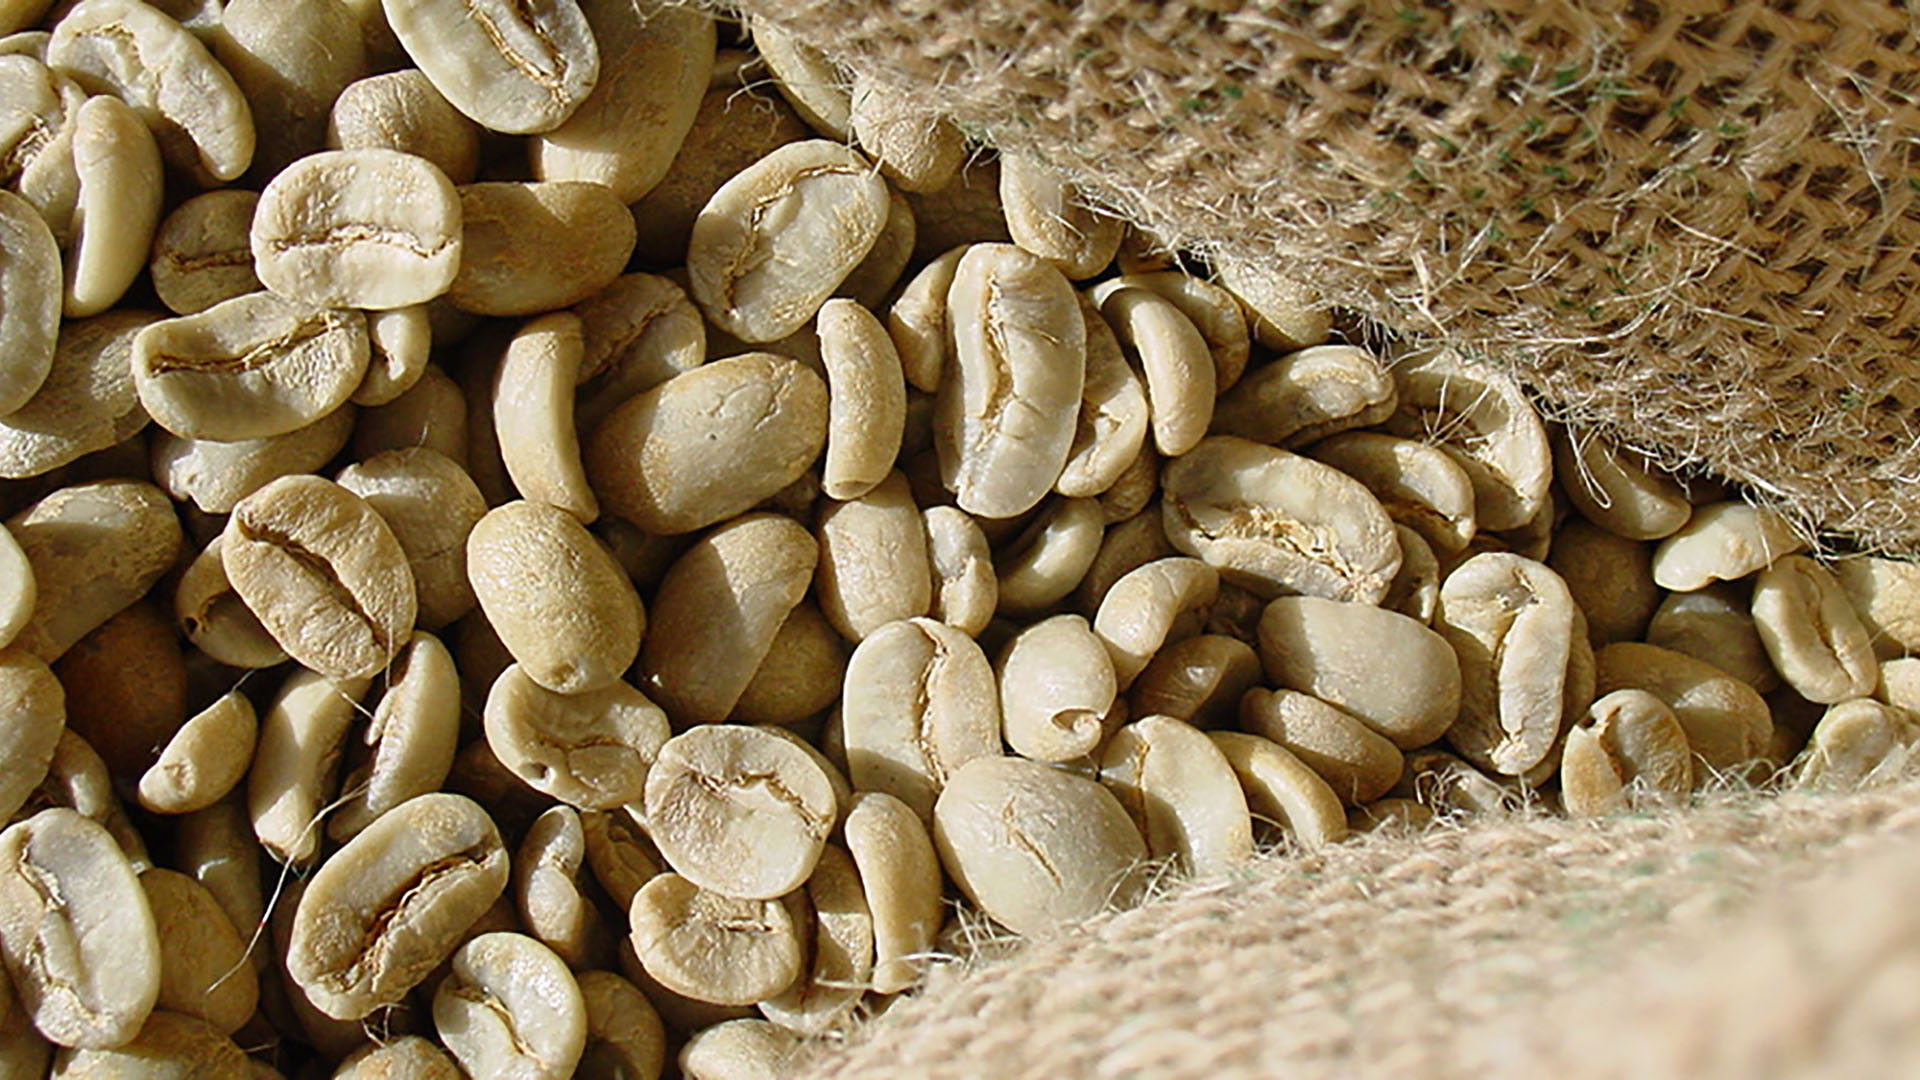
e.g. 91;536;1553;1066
717;0;1920;555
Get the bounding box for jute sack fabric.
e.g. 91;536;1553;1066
731;0;1920;554
689;1;1920;1074
796;780;1920;1080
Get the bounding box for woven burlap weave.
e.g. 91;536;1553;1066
795;780;1920;1079
731;0;1920;554
675;2;1920;1074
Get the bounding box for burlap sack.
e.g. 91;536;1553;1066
692;2;1920;1075
738;0;1920;555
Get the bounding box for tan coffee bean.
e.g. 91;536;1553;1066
8;478;181;663
0;309;158;480
815;471;929;640
1309;431;1478;556
1383;524;1441;625
1594;641;1774;775
247;667;369;866
644;724;835;900
638;512;815;726
1107;271;1252;392
885;245;963;393
579;809;661;913
1097;442;1160;525
53;600;184;787
1093;556;1219;690
173;536;285;668
1793;698;1917;790
450;181;635;316
998;151;1122;280
0;648;60;823
1646;582;1779;693
172;801;265;977
1436;553;1595;776
269;879;370;1060
848;74;964;194
26;729;152;870
328;70;480;185
210;0;367;177
58;95;161;318
1752;555;1878;704
140;868;257;1034
1057;291;1150;499
586;353;828;535
47;0;254;181
467;499;643;694
149;190;261;316
843;616;1002;819
1381;346;1552;531
1560;689;1694;816
997;613;1117;763
516;806;613;969
576;971;667;1080
0;189;60;415
433;932;587;1080
491;311;597;520
485;663;670;810
328;631;460;840
289;793;508;1020
629;874;802;1006
251;149;460;310
679;1018;801;1080
1090;282;1214;456
48;1011;249;1080
996;496;1105;617
1129;633;1262;730
1880;656;1920;711
628;84;810;268
137;690;255;815
153;406;355;513
133;292;368;441
935;243;1086;518
0;53;68;185
747;16;849;138
0;808;160;1049
1650;501;1805;592
1100;714;1253;875
1390;747;1517;818
1836;555;1920;660
933;755;1145;938
687;140;887;343
225;475;416;680
758;843;872;1036
1547;518;1661;646
1552;425;1692;540
335;446;486;631
815;299;906;501
572;273;706;435
1209;344;1393;449
733;601;848;726
334;1037;463;1080
1073;510;1173;618
386;0;598;134
531;0;713;201
840;791;941;995
1257;596;1462;750
352;362;468;466
1211;256;1328;352
924;504;997;636
1162;435;1401;603
1207;731;1347;850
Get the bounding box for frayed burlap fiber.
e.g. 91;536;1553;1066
736;0;1920;554
689;2;1920;1075
797;781;1920;1080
